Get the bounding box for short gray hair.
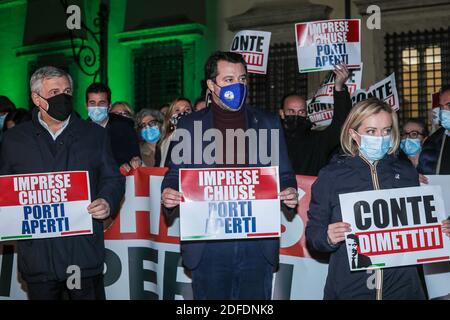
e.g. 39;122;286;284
135;108;164;130
30;66;73;94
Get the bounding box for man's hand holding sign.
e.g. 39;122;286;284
87;198;110;220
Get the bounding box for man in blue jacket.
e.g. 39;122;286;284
0;66;125;300
161;51;298;300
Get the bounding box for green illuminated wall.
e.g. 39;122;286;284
0;1;28;108
107;0;133;108
0;0;216;113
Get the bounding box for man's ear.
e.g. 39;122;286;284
279;109;285;119
31;92;46;110
206;79;215;93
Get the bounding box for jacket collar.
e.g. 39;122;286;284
32;107;81;138
335;153;397;169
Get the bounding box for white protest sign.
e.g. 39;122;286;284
307;65;362;130
351;73;400;111
0;171;92;241
340;186;450;271
179;167;280;241
230;30;271;74
295;19;361;73
312;65;363;104
422;176;450;299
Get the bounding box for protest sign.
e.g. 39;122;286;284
422;175;450;299
0;171;92;241
230;30;271;74
295;19;361;73
340;186;450;271
351;73;400;111
312;65;363;104
179;167;280;241
307;65;362;130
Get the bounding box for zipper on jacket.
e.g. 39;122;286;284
360;156;384;300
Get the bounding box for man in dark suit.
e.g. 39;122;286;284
85;83;140;167
0;66;125;299
347;234;372;269
418;85;450;175
161;51;298;300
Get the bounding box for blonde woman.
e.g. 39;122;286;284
158;97;192;167
306;98;433;300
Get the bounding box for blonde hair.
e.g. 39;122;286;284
340;97;400;157
159;97;192;146
111;101;134;116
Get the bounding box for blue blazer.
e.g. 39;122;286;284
161;105;297;270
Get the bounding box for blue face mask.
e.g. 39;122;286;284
216;82;247;111
0;114;6;130
440;109;450;130
141;125;161;143
88;106;109;123
400;138;422;157
358;133;392;161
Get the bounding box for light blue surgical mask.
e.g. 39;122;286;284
357;133;392;161
141;125;161;143
214;82;247;111
88;106;108;123
0;114;6;130
400;138;422;157
440;109;450;130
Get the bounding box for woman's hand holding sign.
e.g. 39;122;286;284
442;219;450;237
279;187;298;208
162;188;183;209
327;222;352;246
88;198;110;220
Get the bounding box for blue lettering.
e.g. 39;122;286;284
22;221;31;234
23;206;32;220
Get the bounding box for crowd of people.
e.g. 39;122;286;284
0;50;450;300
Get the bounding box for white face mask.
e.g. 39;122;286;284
356;132;392;161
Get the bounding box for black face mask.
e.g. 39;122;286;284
38;93;73;121
283;115;312;134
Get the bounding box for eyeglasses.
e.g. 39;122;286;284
138;120;159;129
401;130;424;139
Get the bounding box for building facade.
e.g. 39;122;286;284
0;0;448;125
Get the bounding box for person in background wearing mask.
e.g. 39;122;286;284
158;97;192;167
0;95;16;141
279;64;352;175
0;66;125;300
161;51;297;300
110;101;134;119
399;118;429;168
306;97;441;300
85;83;140;167
120;108;163;172
418;85;450;175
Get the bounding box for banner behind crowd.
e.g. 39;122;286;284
0;168;449;299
